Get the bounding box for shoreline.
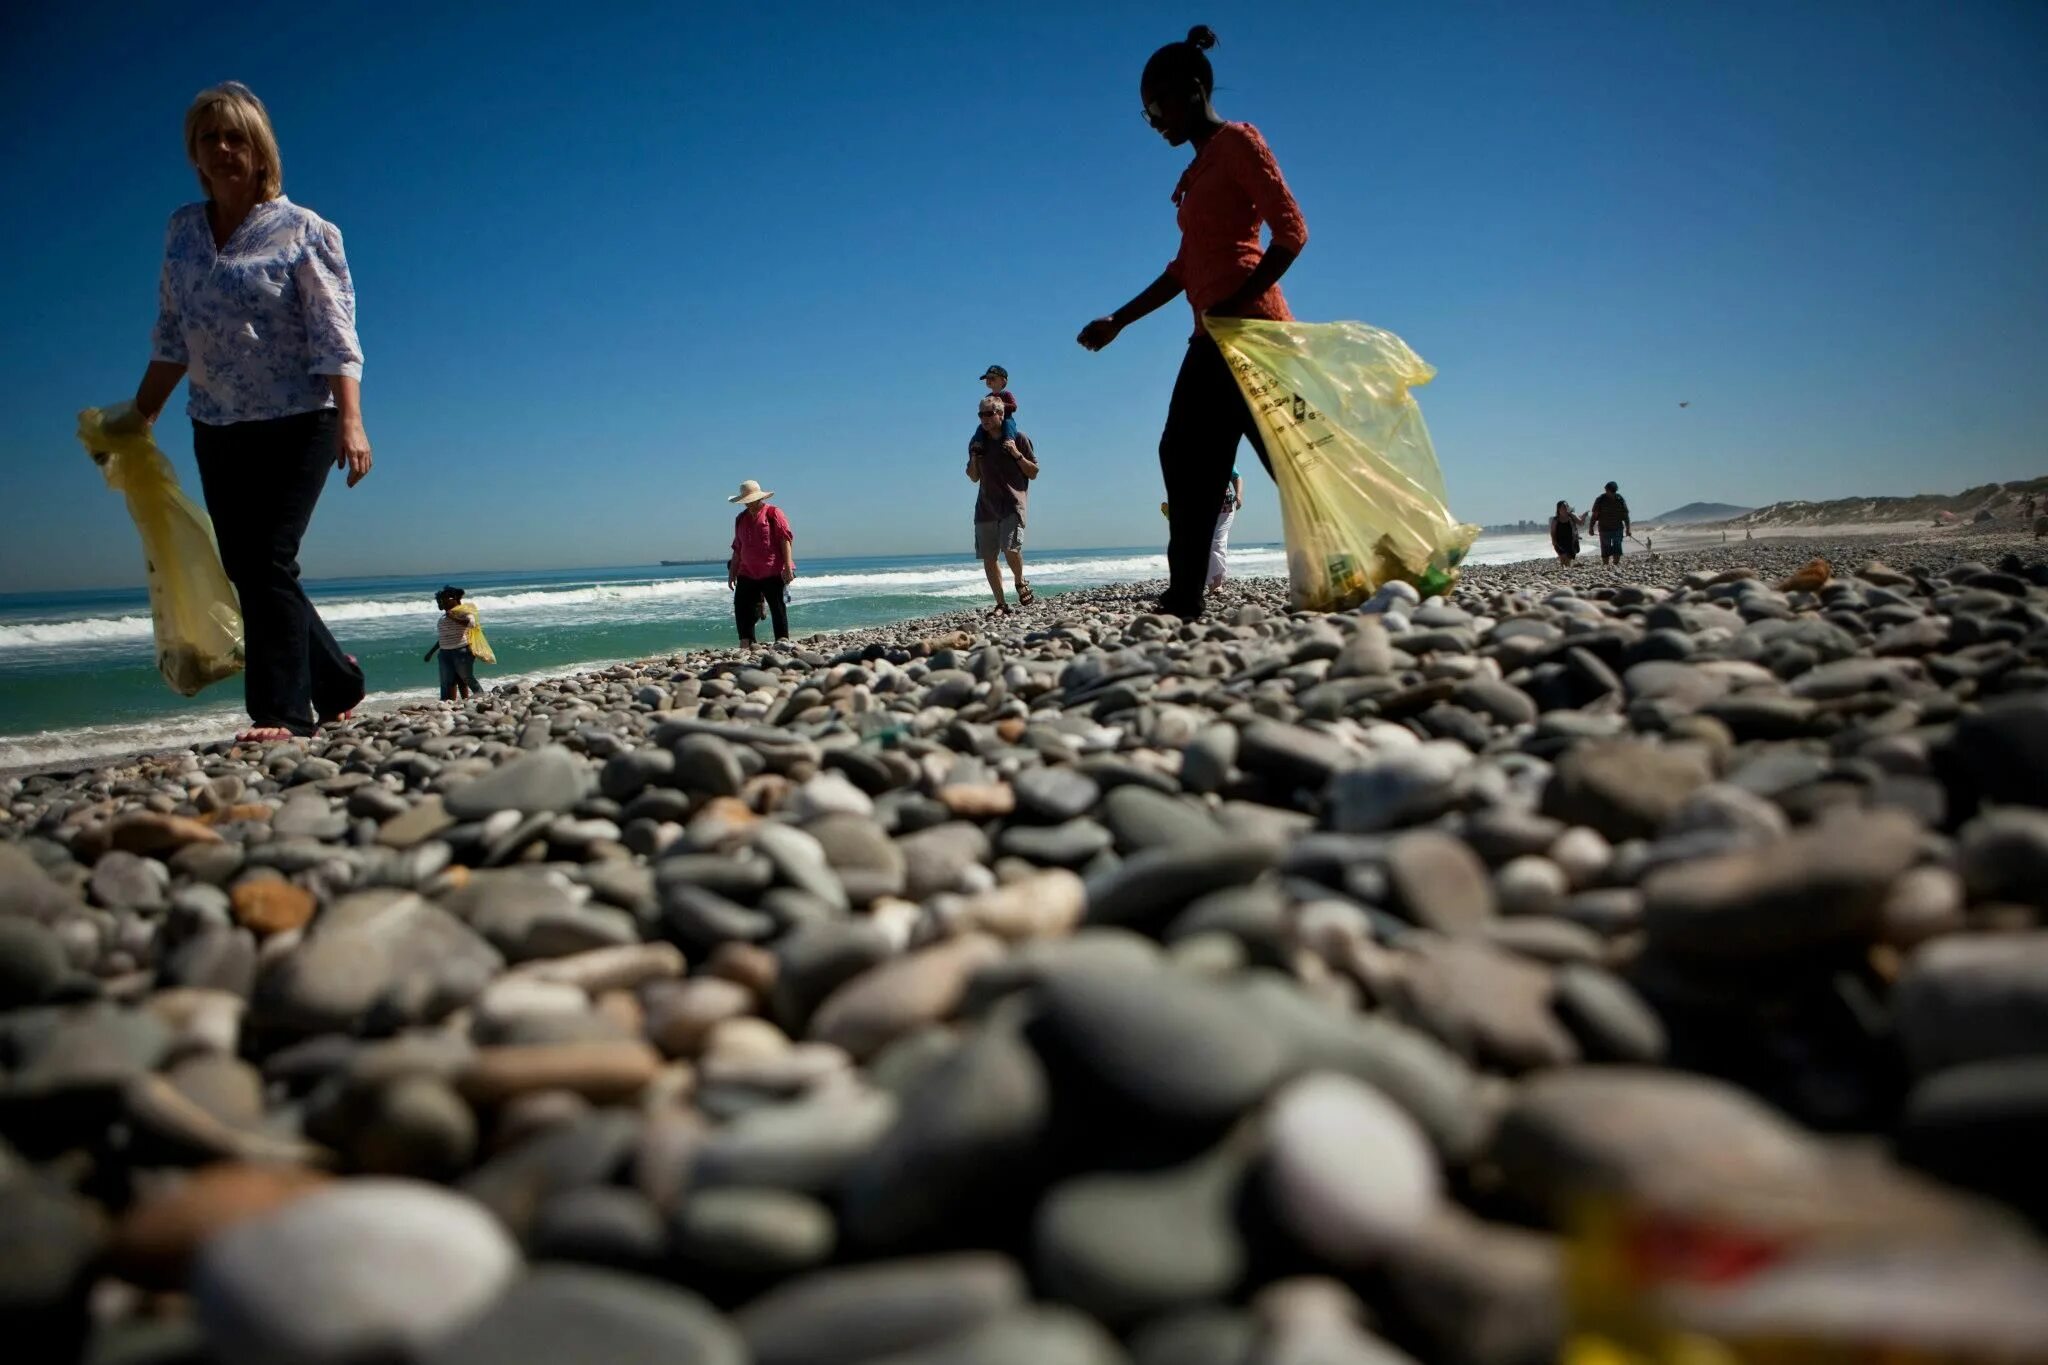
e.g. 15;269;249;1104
2;523;2030;785
2;523;2045;1356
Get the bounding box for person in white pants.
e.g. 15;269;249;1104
1207;468;1245;593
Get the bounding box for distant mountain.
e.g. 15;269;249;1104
1646;501;1753;525
1721;477;2047;529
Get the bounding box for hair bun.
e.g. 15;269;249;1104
1185;25;1217;50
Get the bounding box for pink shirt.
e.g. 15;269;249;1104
1167;122;1308;330
732;504;793;579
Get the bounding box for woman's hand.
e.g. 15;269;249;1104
781;564;795;584
335;416;373;487
1077;317;1123;352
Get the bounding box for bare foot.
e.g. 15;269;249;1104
327;655;362;724
336;655;360;720
235;726;297;744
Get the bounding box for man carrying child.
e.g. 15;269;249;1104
967;394;1039;612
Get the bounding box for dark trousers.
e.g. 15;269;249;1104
438;645;477;700
191;409;364;735
734;575;788;643
1159;336;1271;617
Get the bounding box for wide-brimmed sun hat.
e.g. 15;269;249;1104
728;480;774;505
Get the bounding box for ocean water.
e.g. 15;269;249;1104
0;535;1551;768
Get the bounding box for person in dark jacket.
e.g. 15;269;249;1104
1590;481;1631;564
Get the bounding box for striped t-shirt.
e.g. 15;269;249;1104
437;613;470;650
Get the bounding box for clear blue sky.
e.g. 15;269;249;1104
2;0;2042;592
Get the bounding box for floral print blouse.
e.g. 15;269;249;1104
151;196;363;426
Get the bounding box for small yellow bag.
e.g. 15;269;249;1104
78;403;244;696
449;601;495;665
1206;316;1477;610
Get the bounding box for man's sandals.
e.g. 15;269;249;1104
1016;581;1035;606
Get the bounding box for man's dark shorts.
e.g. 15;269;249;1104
1600;526;1625;558
975;514;1023;560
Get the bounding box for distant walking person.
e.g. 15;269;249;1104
1208;468;1245;592
1590;481;1631;564
129;82;370;743
1077;25;1309;620
968;395;1039;612
1549;500;1582;565
728;480;795;645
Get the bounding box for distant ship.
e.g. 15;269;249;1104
659;558;722;567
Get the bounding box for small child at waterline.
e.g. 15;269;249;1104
424;585;492;701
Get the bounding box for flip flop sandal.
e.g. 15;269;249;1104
1016;582;1035;606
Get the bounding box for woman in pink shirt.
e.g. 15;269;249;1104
1078;25;1308;620
726;480;796;645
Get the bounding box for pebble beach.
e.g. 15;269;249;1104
4;527;2048;1362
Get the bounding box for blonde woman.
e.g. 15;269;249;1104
130;82;370;743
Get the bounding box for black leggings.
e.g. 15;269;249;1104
734;575;789;643
1159;336;1271;616
191;409;364;735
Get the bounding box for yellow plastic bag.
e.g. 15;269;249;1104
449;602;495;665
1564;1182;2048;1364
1206;316;1477;610
77;403;244;696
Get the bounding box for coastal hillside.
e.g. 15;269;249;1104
1645;501;1753;525
1710;477;2047;529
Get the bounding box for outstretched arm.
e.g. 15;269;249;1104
1078;270;1184;351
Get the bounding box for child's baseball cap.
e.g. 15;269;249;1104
979;365;1008;382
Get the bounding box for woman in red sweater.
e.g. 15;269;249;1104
1078;25;1309;620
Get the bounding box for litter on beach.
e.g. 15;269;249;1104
1206;316;1478;611
77;402;244;696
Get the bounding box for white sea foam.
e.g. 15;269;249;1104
0;539;1561;656
0;537;1559;769
0;549;1297;653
